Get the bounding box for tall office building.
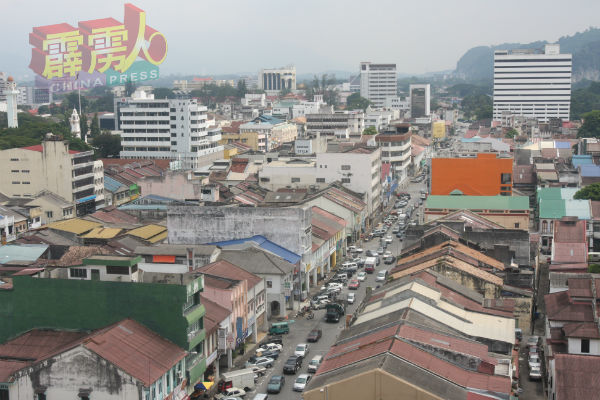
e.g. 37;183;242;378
259;66;296;93
115;90;223;169
493;44;572;122
409;84;431;118
359;62;397;108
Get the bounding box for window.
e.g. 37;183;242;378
341;178;351;183
316;178;325;183
23;181;30;185
341;165;351;170
46;211;53;219
70;268;88;278
11;170;18;173
514;223;520;228
291;177;300;183
500;186;511;191
106;266;129;275
21;170;29;173
581;339;590;353
500;173;511;184
9;158;19;161
267;280;273;288
260;177;270;182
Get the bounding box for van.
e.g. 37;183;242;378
308;355;323;373
269;321;289;335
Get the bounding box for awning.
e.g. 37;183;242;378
194;382;214;391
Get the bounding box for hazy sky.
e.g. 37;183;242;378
3;0;600;80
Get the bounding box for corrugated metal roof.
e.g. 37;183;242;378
47;218;101;234
537;171;558;181
104;175;127;193
209;235;301;264
425;195;529;211
537;187;578;201
81;227;122;239
126;224;166;240
147;231;168;244
580;164;600;177
0;244;49;265
565;200;591;220
539;199;567;219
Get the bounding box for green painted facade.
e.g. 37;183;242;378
0;275;207;380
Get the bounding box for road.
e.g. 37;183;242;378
245;179;428;400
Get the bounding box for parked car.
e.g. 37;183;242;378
347;292;355;304
384;256;396;265
267;375;285;393
528;354;541;369
529;366;542;381
256;343;283;353
216;387;246;399
245;356;274;369
283;355;303;374
353;247;364;254
357;271;367;281
376;270;388;282
294;343;310;357
377;247;384;255
348;279;360;290
265;335;283;346
527;336;540;349
293;374;312;391
308;355;323;373
256;349;280;359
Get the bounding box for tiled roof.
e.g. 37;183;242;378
513;164;535;184
591;201;600;221
203;274;239;290
397;241;505;271
200;295;231;335
86;207;140;225
196;260;262;289
554;219;586;243
566;278;593;298
554;353;600;400
552;242;587;264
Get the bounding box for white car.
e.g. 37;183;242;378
215;387;246;399
528;354;541;369
383;251;392;258
385;235;393;244
294;343;310;357
293;374;312;391
353;247;364;253
347;293;355;304
256;343;283;353
357;271;367;281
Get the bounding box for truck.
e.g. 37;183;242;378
364;257;377;273
218;368;256;393
325;301;346;323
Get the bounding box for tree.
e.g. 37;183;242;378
363;126;378;135
346;93;372;111
125;81;136;96
505;128;518;138
92;133;122;158
37;105;50;114
574;183;600;201
578;110;600;138
153;87;176;99
90;113;101;138
461;93;492;120
237;80;248;98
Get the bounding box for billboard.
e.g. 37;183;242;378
29;3;167;93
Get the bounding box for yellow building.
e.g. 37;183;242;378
432;120;446;139
219;131;261;151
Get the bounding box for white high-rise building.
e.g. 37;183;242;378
259;66;296;94
493;44;572;122
115;90;223;169
5;76;19;128
359;62;397;108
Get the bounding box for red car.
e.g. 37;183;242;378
348;279;360;290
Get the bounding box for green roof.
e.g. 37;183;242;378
537;187;578;201
425;195;529;210
538;199;566;219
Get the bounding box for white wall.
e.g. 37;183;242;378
567;337;600;355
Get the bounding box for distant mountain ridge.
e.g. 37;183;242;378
454;28;600;83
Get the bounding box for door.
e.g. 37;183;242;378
91;269;100;281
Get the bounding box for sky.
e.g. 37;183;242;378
3;0;600;81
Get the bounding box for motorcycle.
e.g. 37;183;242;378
306;311;315;320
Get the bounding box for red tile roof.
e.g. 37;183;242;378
87;207;140;225
222;121;244;134
197;260;261;289
554;353;600;400
311;206;347;228
411;145;425;157
230;158;249;173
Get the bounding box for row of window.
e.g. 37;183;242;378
10;169;29;173
11;181;30;184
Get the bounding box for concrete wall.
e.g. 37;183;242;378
138;171;205;201
167;206;312;259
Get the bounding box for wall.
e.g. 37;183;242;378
433;264;500;299
567;337;600;355
424;211;529;231
167;206;312;259
431;154;513;196
9;346;143;400
138;172;205;201
219;132;260;150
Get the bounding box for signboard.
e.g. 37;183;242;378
29;3;167;93
217;328;227;350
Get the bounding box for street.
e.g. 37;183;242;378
245;179;427;400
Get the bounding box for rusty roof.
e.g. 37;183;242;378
562;322;600;339
554;219;586;243
545;290;594;323
201;295;231;335
196;260;261;289
554;353;600;400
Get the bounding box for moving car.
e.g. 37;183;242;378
267;375;285;394
294;343;310;357
308;355;323;373
376;270;388;282
283;355;303;374
348;279;360;290
347;292;355;304
385;235;393;244
307;329;322;343
357;271;367;281
293;374;312;391
269;321;289;335
245;356;274;369
384;256;396;265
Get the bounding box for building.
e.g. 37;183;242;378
431;120;446;139
375;123;412;182
493;44;572;122
4;76;18;128
0;136;96;216
425;195;530;230
305;111;364;139
259;66;296;94
115;90;223;168
0;319;188;400
409;84;431;118
359;62;397;107
239;115;297;151
431;153;514;196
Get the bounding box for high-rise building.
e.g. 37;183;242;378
5;76;19;128
359;62;397;108
115;90;223;169
259;66;296;93
493;44;572;122
409;84;431;118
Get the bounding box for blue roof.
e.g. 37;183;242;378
252;115;283;125
554;141;571;149
104;176;126;193
0;244;49;265
572;155;594;169
580;164;600;177
208;235;301;264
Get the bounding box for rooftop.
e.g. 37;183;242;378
47;218;101;235
0;244;49;265
425;195;529;211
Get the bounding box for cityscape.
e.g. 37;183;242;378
2;2;600;400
